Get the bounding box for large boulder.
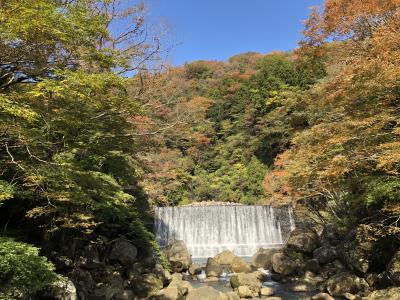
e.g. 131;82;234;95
338;225;375;274
231;256;251;273
326;272;369;297
387;250;400;285
312;293;334;300
237;285;257;298
287;279;316;292
188;264;202;275
313;246;337;265
363;287;400;300
286;229;319;253
131;274;163;298
42;278;77;300
230;272;262;294
168;274;193;296
164;240;192;273
109;239;137;266
186;286;226;300
272;252;298;276
151;287;182;300
206;257;222;277
251;248;278;269
260;287;274;296
214;250;238;265
225;291;240;300
320;223;341;246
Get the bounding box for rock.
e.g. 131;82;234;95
320;223;341;246
386;250;400;285
230;273;262;294
42;278;77;300
251;248;278;269
260;287;274;296
186;286;227;300
326;272;369;297
237;285;257;298
152;287;182;300
214;250;238;265
313;246;337;265
252;270;269;282
343;292;357;300
206;257;222;277
189;264;202;275
304;259;320;273
263;297;282;300
287;280;316;292
153;264;172;284
339;225;376;274
168;273;192;296
109;239;137;266
164;240;192;273
226;291;240;300
203;276;219;282
286;229;319;253
231;256;252;273
131;273;163;298
363;287;400;300
115;290;134;300
312;293;334;300
272;252;298;276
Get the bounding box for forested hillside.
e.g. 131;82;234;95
0;0;399;299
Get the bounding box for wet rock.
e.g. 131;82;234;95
312;293;334;300
203;276;219;282
186;286;227;300
252;270;269;282
168;273;192;296
42;278;77;300
214;250;238;265
237;285;257;298
272;252;298;276
231;256;252;273
313;246;337;265
260;287;274;296
189;264;202;275
326;272;369;297
286;229;319;253
164;240;192;273
386;250;400;285
363;287;400;300
206;257;223;277
131;273;163;298
251;248;278;269
109;239;137;266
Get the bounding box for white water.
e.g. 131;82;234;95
155;205;295;259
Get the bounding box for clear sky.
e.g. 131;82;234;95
147;0;324;65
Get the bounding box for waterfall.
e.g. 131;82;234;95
155;205;295;259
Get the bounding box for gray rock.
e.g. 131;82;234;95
251;248;278;269
186;286;226;300
131;273;163;298
305;259;320;273
230;272;262;293
386;250;400;285
115;290;134;300
189;264;202;275
363;287;400;300
320;223;341;246
272;252;298;276
109;239;137;266
312;293;334;300
206;257;222;277
287;280;316;292
286;229;319;253
313;246;337;265
326;272;369;297
42;278;77;300
214;250;238;265
164;240;192;272
231;256;251;273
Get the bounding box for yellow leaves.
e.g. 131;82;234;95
0;94;38;122
377;141;400;174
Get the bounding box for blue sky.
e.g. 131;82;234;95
147;0;324;65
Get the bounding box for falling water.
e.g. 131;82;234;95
155;205;295;259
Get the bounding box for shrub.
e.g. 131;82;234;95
0;238;58;300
